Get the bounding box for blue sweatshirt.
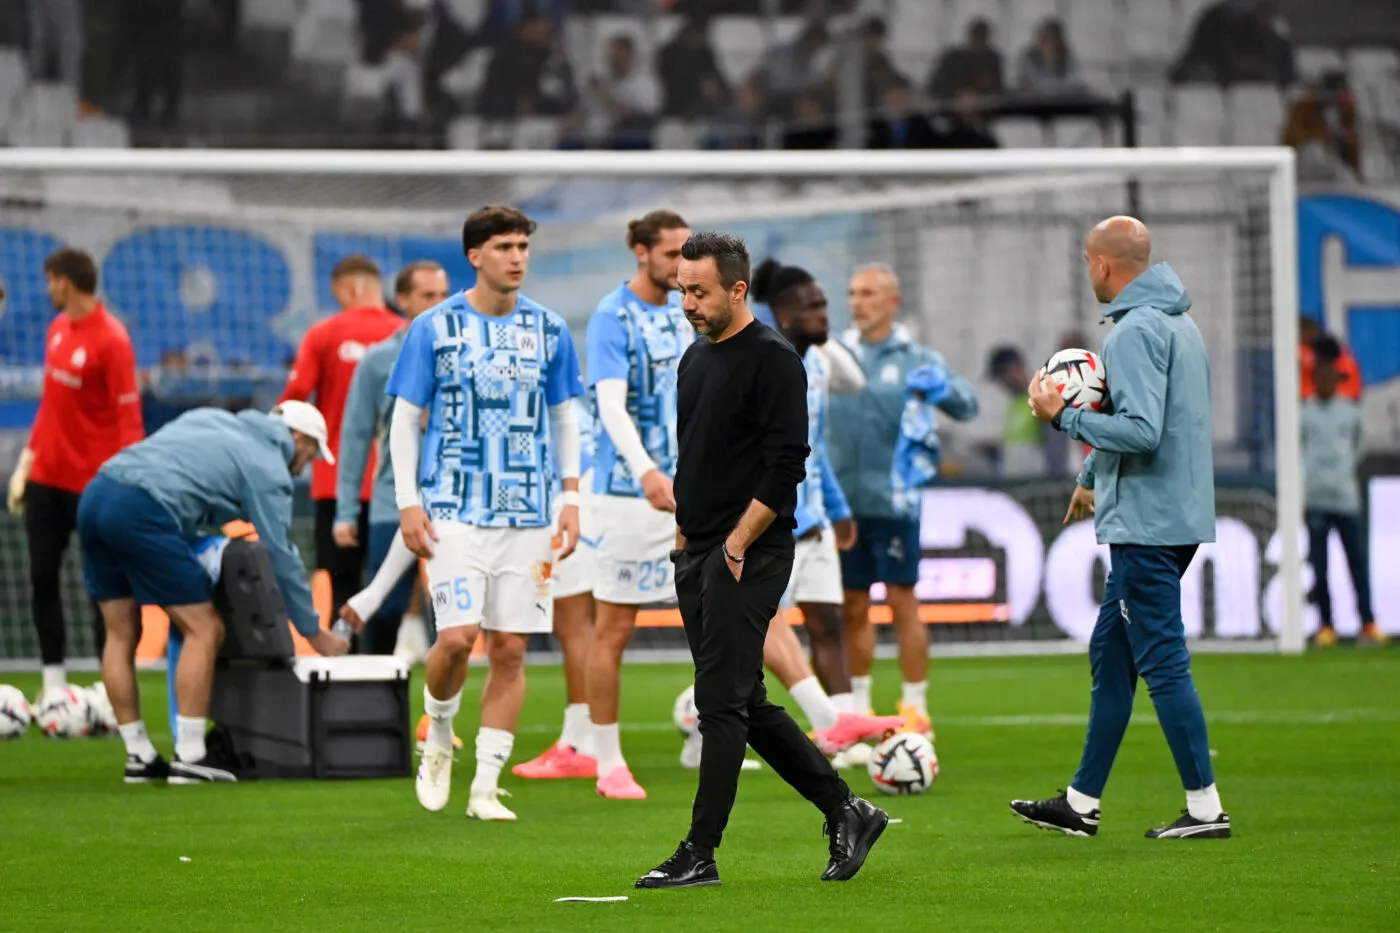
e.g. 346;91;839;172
827;325;979;519
1069;263;1216;546
99;408;321;637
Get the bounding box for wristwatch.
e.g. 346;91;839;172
1050;408;1065;432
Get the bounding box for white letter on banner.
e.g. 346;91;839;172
1043;520;1109;642
1180;518;1261;638
918;488;1043;624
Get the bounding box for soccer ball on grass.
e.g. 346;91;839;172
867;732;938;796
32;686;91;738
0;684;31;738
673;685;698;735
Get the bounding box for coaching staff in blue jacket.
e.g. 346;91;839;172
1012;216;1230;840
636;233;889;889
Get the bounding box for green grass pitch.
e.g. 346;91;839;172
2;651;1397;932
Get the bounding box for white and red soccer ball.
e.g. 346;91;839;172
867;733;938;796
0;684;32;738
1042;348;1107;412
32;686;91;738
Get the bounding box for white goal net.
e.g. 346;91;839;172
0;148;1303;663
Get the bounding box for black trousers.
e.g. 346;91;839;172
25;481;104;665
314;499;370;625
675;545;849;851
1306;509;1374;625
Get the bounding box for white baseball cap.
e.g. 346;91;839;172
271;400;335;464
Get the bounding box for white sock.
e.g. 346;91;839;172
470;727;514;796
347;530;418;621
829;692;855;714
1186;783;1224;821
789;676;840;731
423;686;461;752
118;720;158;763
901;680;928;716
851;675;872;713
594;721;626;776
175;715;207;763
42;665;65;693
1066;785;1100;815
560;703;592;753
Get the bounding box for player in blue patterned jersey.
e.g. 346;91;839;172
387;206;585;821
581;210;692;800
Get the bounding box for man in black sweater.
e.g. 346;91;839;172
636;233;888;889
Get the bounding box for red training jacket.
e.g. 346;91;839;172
280;305;404;502
29;303;144;494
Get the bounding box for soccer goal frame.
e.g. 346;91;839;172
0;146;1303;654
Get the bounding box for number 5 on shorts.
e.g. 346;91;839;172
453;578;473;611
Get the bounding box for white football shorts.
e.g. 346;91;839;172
780;531;844;609
424;520;554;635
551;471;596;600
589;493;677;605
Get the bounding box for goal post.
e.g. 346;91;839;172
0;146;1303;662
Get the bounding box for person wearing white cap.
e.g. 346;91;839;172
75;402;347;786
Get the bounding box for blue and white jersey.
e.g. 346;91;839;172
794;347;852;538
386;292;585;528
585;284;691;497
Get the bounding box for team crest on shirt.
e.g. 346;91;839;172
69;347;86;369
516;330;539;356
338;340;367;363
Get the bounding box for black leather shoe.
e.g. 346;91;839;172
821;795;889;881
636;841;721;889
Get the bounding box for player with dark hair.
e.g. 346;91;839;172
280;254;403;623
638;232;887;889
391;205;585;821
7;249;143;695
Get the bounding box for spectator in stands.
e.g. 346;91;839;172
1303;349;1387;647
582;33;660;149
356;0;432;128
866;77;939;149
659;17;730;119
1299;315;1363;401
27;0;83;90
1284;71;1362;182
704;80;764;150
478;9;576;118
928;17;1004;104
860;17;906;108
982;345;1053;477
755;20;835;121
668;0;762;15
1017;19;1089;98
782;91;837;150
933;89;999;149
119;0;186;126
477;0;565;43
1171;0;1296;87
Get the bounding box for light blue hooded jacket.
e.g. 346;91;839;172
336;330;405;527
828;325;979;519
98;408;322;637
1066;263;1216;546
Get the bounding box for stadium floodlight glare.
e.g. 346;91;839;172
0;146;1302;657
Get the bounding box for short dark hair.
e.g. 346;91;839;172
1313;334;1343;365
680;233;750;291
394;260;445;296
43;248;98;294
331;254;382;281
627;210;689;250
463;205;536;254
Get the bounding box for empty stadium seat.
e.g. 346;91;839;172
1227;84;1285;146
291;0;359;68
889;0;948;55
512;116;561;150
1123;0;1180;62
1063;0;1125;71
7;82;76;147
0;48;27;121
1296;46;1344;81
438;46;490;102
711;16;767;85
71;116;131;148
1132;84;1173;147
994;118;1047;149
656;118;702;150
1172;85;1227;145
1347;47;1400;125
446;115;482;150
242;0;300;30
